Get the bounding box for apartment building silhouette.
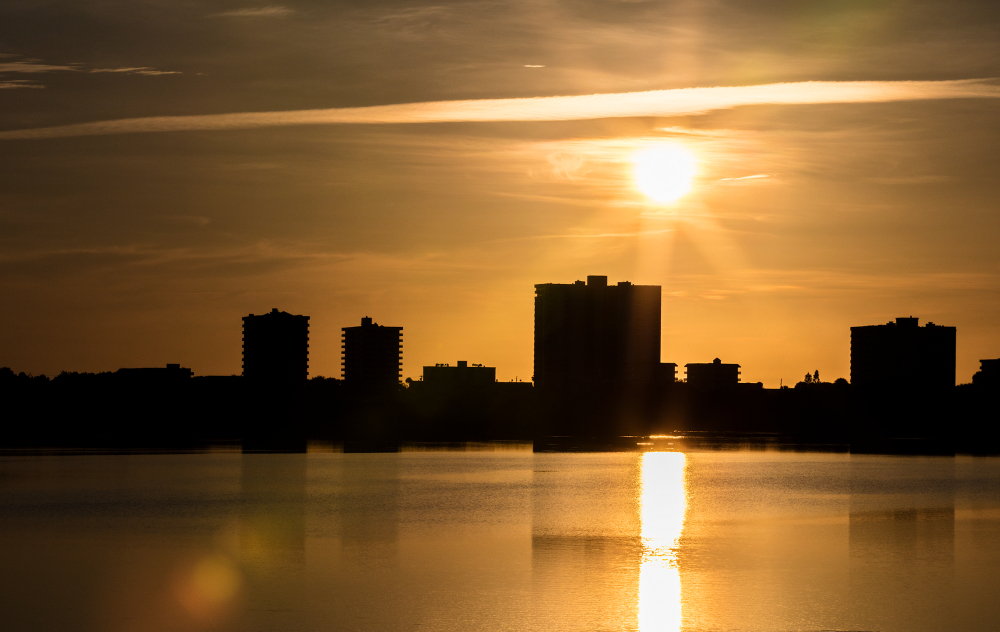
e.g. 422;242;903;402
851;317;956;390
342;317;403;394
533;275;663;392
242;308;310;383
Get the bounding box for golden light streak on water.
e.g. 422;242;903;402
639;452;687;632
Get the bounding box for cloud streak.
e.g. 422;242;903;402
0;61;77;73
0;80;45;89
0;58;180;78
2;79;999;140
210;6;294;17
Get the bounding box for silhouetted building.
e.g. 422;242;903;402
851;317;956;390
423;361;496;391
658;362;678;385
115;363;193;381
972;359;1000;387
533;275;661;391
685;358;740;390
342;317;403;394
242;308;310;383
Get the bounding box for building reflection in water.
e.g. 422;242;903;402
239;454;307;629
848;457;955;630
639;452;688;632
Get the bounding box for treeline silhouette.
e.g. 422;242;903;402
1;366;997;454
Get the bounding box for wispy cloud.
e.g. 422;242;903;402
2;79;999;140
89;67;146;73
717;174;775;187
210;6;294;17
88;67;182;75
134;70;182;76
866;175;951;185
0;80;44;89
493;228;676;243
0;57;180;79
0;60;77;73
372;6;448;24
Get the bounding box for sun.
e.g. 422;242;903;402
632;145;697;203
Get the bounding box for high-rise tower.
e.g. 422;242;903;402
533;275;661;392
342;317;403;394
242;308;310;383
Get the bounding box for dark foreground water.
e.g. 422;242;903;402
1;448;998;632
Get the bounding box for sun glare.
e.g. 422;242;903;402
639;451;687;632
632;145;697;203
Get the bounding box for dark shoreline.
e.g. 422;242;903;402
2;434;997;457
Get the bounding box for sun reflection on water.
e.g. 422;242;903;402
639;452;687;632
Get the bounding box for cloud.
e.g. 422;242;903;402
524;65;545;68
718;174;774;186
0;80;44;89
0;60;77;73
496;228;677;242
2;79;999;140
210;6;294;17
89;67;151;73
89;67;181;75
372;6;448;24
134;70;182;76
866;175;951;185
0;59;180;78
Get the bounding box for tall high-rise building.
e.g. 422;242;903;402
533;275;661;391
850;317;956;390
342;317;403;393
242;308;310;382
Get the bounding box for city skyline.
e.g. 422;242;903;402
3;1;1000;387
4;293;978;389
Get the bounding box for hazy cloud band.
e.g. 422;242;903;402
2;79;998;140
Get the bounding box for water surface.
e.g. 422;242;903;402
1;449;998;631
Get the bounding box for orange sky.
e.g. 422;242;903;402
2;0;1000;385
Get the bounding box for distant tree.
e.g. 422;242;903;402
813;370;820;383
803;372;812;384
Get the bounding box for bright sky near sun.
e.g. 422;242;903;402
2;0;1000;386
632;145;698;204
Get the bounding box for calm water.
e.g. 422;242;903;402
1;448;999;632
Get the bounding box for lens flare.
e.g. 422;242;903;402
632;145;697;203
175;553;242;620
